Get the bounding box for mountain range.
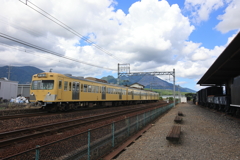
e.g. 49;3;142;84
101;75;196;93
0;66;196;93
0;66;44;84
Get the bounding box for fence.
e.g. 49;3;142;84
3;102;178;160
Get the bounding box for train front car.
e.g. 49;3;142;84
30;72;62;112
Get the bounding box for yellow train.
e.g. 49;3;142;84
30;72;159;112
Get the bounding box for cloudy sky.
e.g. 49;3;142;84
0;0;239;91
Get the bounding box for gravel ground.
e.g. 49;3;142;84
115;102;240;160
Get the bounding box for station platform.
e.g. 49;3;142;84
111;102;240;160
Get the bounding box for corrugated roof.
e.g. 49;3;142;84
197;32;240;86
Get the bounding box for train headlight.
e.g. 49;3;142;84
31;92;34;96
47;92;51;96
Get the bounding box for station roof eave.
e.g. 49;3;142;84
197;31;240;86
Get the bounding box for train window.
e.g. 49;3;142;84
76;83;80;91
59;80;62;89
72;82;76;91
110;88;113;94
88;85;92;92
84;84;87;92
31;80;54;90
96;86;99;93
69;82;72;91
64;81;68;91
92;86;95;93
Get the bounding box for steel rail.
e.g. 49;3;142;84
0;103;160;148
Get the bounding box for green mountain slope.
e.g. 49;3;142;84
0;66;44;84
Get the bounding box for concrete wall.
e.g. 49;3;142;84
17;84;31;98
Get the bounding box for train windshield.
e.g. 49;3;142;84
31;80;54;90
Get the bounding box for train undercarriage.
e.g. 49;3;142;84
38;100;159;112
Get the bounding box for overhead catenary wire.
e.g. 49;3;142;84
0;43;66;63
0;32;117;71
0;15;42;37
19;0;123;63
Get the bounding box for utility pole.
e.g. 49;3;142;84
7;65;12;80
178;85;180;102
173;69;175;107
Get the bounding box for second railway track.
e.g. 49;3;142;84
0;103;163;149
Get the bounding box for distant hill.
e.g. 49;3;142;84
0;66;196;93
0;66;44;84
101;74;196;93
101;75;117;84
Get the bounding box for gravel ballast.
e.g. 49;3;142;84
115;102;240;160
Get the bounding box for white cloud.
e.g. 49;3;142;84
105;0;195;66
0;0;235;91
0;0;195;73
216;0;240;33
184;0;224;23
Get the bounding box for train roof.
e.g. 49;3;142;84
35;72;158;93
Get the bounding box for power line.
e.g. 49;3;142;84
0;43;66;63
0;32;117;71
19;0;123;63
0;15;42;37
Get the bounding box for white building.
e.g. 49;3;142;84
0;78;18;100
130;83;145;89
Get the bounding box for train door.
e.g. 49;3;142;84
72;82;80;100
132;91;134;100
119;89;122;100
140;92;142;100
58;79;63;100
102;86;106;100
76;82;80;99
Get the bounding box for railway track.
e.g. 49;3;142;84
0;107;115;121
0;112;48;120
0;105;126;120
0;108;43;116
0;104;160;148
